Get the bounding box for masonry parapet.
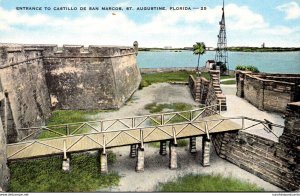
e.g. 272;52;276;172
236;70;300;113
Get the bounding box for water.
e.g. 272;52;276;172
137;51;300;74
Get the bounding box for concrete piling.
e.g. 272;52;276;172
169;141;177;169
100;150;108;174
130;144;137;158
159;141;167;156
136;146;144;172
62;156;70;172
189;137;197;154
202;136;211;166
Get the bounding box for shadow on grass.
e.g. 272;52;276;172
156;174;264;192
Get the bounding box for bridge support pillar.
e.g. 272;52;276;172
62;156;70;172
100;151;108;174
189;137;197;154
130;144;137;158
136;146;144;172
159;141;167;156
169;141;177;169
201;136;211;167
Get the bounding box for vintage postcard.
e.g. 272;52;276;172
0;0;299;194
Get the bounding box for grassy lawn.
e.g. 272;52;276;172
8;152;119;192
221;79;236;85
9;110;121;192
140;70;235;89
145;102;193;113
220;75;235;80
156;174;264;192
38;110;106;139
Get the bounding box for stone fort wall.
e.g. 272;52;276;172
0;43;141;140
41;45;141;110
212;102;300;191
236;71;300;113
0;43;141;190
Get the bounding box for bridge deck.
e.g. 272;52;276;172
7;114;241;160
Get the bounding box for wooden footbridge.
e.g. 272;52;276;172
7;104;283;172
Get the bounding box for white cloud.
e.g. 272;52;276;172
0;4;299;47
277;2;300;20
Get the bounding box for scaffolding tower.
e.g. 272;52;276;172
215;0;228;74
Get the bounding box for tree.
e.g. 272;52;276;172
193;42;206;75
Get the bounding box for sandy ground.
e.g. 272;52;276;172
93;83;282;192
221;84;284;142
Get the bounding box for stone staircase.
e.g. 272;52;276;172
209;70;227;111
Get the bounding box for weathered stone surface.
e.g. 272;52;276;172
0;117;9;191
100;151;108;174
212;102;300;191
136;146;144;172
202;136;211;167
62;158;70;172
0;47;51;142
169;141;177;169
236;71;300;113
43;45;141;110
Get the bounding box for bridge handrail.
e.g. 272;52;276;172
17;104;220;130
9;115;284;145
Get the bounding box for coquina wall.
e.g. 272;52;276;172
0;46;52;142
0;43;141;191
236;71;300;113
42;45;141;109
189;70;227;111
212;102;300;191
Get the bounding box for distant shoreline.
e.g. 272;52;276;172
139;47;300;52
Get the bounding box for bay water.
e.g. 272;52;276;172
137;51;300;74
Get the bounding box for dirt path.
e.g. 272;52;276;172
95;83;282;192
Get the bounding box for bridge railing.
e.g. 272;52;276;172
7;114;286;160
16;104;221;142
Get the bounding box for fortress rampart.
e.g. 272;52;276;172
0;43;140;191
212;102;300;191
0;43;141;141
236;71;300;113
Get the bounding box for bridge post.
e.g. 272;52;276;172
100;150;108;174
62;154;70;172
130;144;137;158
135;145;144;172
62;140;70;171
201;136;211;167
189;137;197;154
169;141;177;169
159;141;167;156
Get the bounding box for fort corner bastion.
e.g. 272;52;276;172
0;43;141;143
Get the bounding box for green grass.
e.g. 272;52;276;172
145;102;193;114
140;71;196;89
8;152;119;192
145;102;193;126
156;174;264;192
38;110;105;139
220;75;235;80
221;80;236;85
140;70;234;89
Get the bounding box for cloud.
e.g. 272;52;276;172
0;3;299;47
277;2;300;20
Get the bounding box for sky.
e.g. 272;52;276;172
0;0;300;48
